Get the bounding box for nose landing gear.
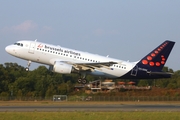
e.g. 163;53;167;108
25;61;31;71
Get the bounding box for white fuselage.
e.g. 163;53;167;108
5;40;136;78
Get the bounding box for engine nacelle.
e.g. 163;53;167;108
51;61;73;74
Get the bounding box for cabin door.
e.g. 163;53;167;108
28;42;36;54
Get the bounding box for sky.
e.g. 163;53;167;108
0;0;180;71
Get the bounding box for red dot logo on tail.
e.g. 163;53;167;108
141;41;168;67
149;62;155;66
147;56;152;61
142;60;148;65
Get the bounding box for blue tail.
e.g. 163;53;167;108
137;40;175;71
120;40;175;79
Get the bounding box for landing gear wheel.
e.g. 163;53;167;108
77;79;82;84
77;79;87;84
25;68;29;72
81;79;87;84
25;67;29;71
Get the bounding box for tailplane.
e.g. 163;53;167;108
137;40;175;71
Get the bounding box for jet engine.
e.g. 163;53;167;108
50;61;74;74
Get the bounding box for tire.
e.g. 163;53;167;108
77;79;82;83
25;67;29;71
82;79;87;84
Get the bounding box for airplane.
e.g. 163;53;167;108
5;40;175;84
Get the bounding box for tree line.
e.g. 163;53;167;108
0;62;180;98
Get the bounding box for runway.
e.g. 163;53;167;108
0;104;180;112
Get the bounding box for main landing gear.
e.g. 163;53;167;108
77;73;87;84
78;78;87;84
25;61;31;71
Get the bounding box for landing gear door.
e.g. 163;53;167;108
131;65;138;76
28;42;36;54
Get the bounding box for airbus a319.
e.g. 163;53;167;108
5;40;175;84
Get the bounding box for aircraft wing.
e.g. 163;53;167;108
64;61;118;71
50;58;118;71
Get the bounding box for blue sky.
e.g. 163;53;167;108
0;1;179;71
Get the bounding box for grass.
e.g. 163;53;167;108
0;112;180;120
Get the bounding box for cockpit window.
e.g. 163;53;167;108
14;43;23;47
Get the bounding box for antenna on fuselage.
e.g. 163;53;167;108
35;39;37;42
106;55;109;57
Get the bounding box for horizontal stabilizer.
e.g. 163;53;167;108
147;71;173;75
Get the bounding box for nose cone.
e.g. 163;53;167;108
5;46;9;53
5;46;9;52
5;45;13;54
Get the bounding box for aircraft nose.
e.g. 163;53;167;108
5;45;12;53
5;46;9;52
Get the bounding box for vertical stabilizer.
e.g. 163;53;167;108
137;40;175;71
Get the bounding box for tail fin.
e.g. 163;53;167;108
137;40;175;71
